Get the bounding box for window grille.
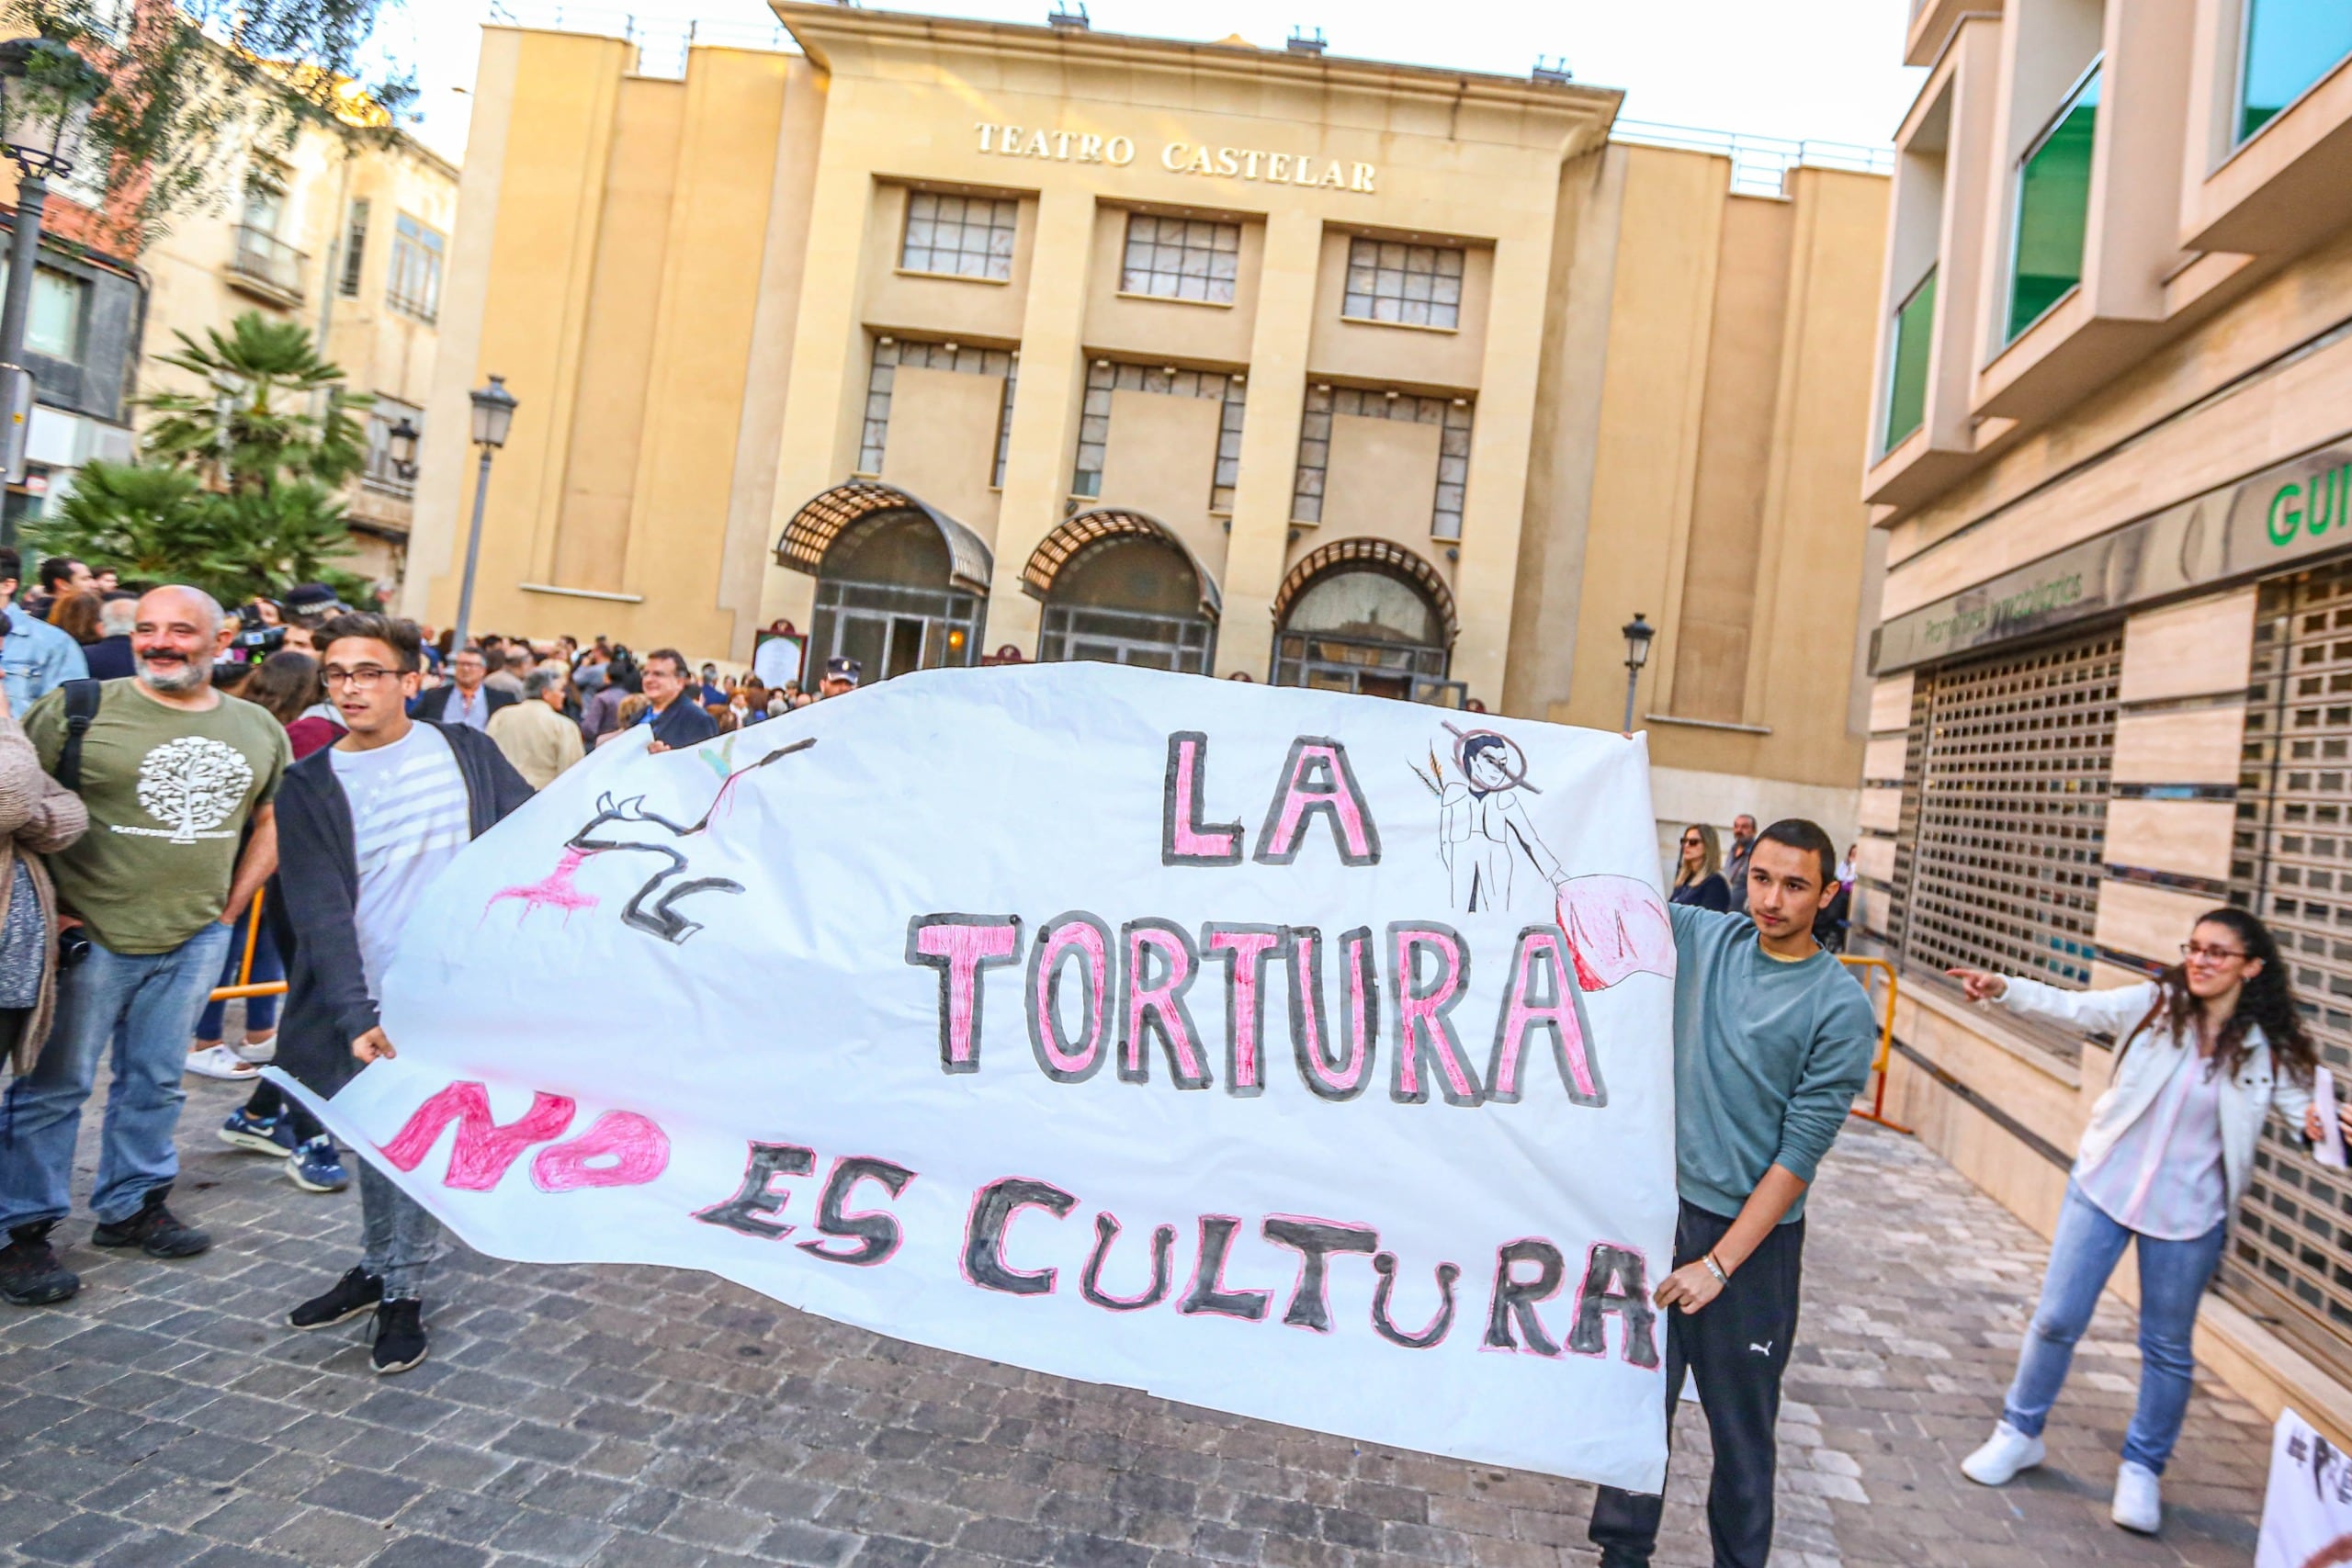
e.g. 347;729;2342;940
855;337;1018;481
388;213;444;322
1292;385;1474;538
1342;238;1464;329
339;199;370;298
1887;629;2121;1021
901;191;1018;281
1069;360;1248;510
1120;214;1240;303
2224;563;2352;1382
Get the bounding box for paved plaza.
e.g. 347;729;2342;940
0;1075;2276;1567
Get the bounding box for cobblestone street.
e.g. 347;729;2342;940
0;1076;2275;1567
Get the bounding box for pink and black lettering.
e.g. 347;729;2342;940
530;1111;670;1192
693;1141;816;1239
1486;924;1607;1107
1119;919;1212;1089
1566;1243;1659;1368
963;1177;1077;1295
1161;731;1244;866
1388;923;1483;1106
1178;1215;1273;1320
1261;1216;1379;1332
1202;923;1283;1097
1482;1237;1567;1356
1025;912;1113;1083
379;1082;577;1192
905;915;1023;1075
795;1156;917;1267
1286;925;1380;1101
1079;1213;1177;1311
1251;737;1382;866
1371;1253;1462;1349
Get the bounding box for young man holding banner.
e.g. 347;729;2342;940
1589;818;1877;1568
272;614;530;1373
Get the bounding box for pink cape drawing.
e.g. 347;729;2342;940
1557;875;1675;991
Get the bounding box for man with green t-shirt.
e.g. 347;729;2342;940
0;587;289;1306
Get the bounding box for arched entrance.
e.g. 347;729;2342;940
775;481;991;682
1023;508;1220;673
1271;538;1461;704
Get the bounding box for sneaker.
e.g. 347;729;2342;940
218;1107;296;1156
1961;1421;2046;1486
90;1192;210;1259
285;1136;349;1194
185;1043;259;1081
232;1033;278;1065
288;1266;382;1330
0;1223;79;1305
370;1298;428;1375
2111;1460;2162;1533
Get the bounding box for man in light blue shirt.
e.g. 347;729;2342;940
0;547;88;712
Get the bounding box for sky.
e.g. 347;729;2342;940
377;0;1925;167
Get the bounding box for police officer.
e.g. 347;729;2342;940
818;656;861;700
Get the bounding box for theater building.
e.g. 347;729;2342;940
404;4;1889;852
1860;0;2352;1436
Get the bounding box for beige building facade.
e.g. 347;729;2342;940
1860;0;2352;1438
408;6;1889;855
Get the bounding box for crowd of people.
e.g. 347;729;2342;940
0;558;2345;1561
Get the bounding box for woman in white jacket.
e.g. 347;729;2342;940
1947;907;2337;1535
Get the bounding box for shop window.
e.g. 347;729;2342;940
1883;267;1935;450
339;198;370;298
1292;385;1474;539
2240;0;2352;141
900;191;1018;282
388;213;444;322
1120;214;1240;304
856;336;1018;484
0;262;86;361
1342;238;1464;329
2007;63;2100;343
1068;360;1247;511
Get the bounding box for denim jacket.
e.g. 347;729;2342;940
1;603;87;716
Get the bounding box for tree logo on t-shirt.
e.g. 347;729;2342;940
115;736;254;844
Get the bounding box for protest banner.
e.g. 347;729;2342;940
280;663;1680;1491
2256;1407;2352;1568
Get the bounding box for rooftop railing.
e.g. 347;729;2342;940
483;3;793;79
1611;119;1895;198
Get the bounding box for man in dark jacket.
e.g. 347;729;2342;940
638;647;718;750
409;646;514;729
274;613;530;1373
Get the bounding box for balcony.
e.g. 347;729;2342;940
226;224;306;306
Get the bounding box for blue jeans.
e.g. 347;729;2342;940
194;916;280;1040
0;922;233;1231
2001;1181;2227;1473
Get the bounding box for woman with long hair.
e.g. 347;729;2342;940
1668;823;1730;911
1949;907;2338;1534
47;591;100;645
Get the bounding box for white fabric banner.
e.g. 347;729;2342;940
2256;1407;2352;1568
287;664;1679;1491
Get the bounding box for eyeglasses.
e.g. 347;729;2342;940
1680;836;1703;846
2180;942;2249;963
321;665;399;688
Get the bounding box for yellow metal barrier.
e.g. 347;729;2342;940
1838;953;1912;1134
208;890;287;1004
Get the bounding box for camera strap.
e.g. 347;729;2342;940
53;678;101;793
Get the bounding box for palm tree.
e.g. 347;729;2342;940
38;460;247;601
140;312;369;491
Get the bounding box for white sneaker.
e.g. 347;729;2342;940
1961;1421;2045;1485
2111;1461;2162;1533
184;1044;260;1081
232;1032;278;1064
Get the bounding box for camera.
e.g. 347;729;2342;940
57;925;90;968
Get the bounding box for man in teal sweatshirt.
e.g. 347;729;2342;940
1589;818;1878;1568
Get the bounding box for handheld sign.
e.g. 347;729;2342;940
284;664;1680;1491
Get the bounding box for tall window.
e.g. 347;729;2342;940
1291;386;1474;538
388;213;444;322
2240;0;2352;141
0;262;86;360
363;397;423;498
1883;267;1936;450
900;191;1017;281
242;166;287;235
1342;239;1464;329
338;198;370;298
1120;215;1239;303
2007;64;2100;343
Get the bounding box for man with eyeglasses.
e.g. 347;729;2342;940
410;646;514;731
273;613;530;1372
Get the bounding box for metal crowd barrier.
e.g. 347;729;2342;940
208;892;287;1004
1838;953;1912;1134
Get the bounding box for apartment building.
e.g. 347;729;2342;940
1859;0;2352;1437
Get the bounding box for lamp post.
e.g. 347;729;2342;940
0;35;100;547
450;376;517;653
1620;613;1654;735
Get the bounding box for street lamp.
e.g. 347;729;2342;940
450;375;517;653
385;415;420;482
0;35;100;547
1620;613;1654;735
